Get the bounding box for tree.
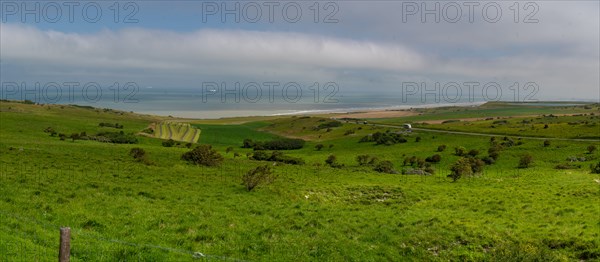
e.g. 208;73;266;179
242;165;275;191
587;145;597;154
518;154;533;168
437;145;447;152
181;145;224;166
374;161;396;174
543;140;551;147
315;144;324;151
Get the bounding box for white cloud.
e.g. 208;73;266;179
1;24;425;76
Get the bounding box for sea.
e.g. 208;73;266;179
6;86;590;119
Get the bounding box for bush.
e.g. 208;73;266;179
315;144;324;151
448;157;485;182
587;145;597;154
242;165;275;191
99;122;123;129
356;154;374;166
590;162;600;174
425;154;442;163
359;132;407;145
94;131;138;144
467;149;480;157
481;156;495;165
454;146;467;156
226;146;234;154
415;136;421;142
518;154;533;168
129;148;146;159
554;163;580;170
181;145;224;166
243;138;305;150
374;161;397;174
315;121;342;130
242;138;255;148
543;140;551;147
162;139;176;147
251;151;270;161
129;148;152;165
437;145;447;152
325;154;343;168
251;150;305;165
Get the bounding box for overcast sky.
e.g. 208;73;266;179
1;1;598;101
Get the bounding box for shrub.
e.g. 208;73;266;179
242;165;275;191
590;162;600;174
244;138;305;150
94;131;138;144
448;158;473;182
437;145;447;152
415;136;422;142
325;154;343;168
481;156;495;165
543;140;551;147
129;148;152;165
242;139;255;148
587;145;597;154
518;154;533;168
129;148;146;159
315;121;342;130
467;149;480;157
425;154;442;163
454;146;467;156
448;157;485;181
162;139;176;147
181;145;224;166
315;144;324;151
226;146;234;154
328;144;334;149
233;152;241;158
251;150;304;165
554;163;580;170
374;161;397;174
251;151;270;161
356;154;372;166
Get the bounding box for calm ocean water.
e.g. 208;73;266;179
7;86;503;119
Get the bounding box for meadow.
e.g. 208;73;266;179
0;101;599;261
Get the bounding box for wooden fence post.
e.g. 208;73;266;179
59;227;70;262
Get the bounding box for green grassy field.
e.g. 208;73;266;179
1;101;599;261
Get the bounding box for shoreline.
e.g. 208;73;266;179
139;101;488;120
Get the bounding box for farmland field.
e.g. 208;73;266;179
0;101;599;261
154;122;201;143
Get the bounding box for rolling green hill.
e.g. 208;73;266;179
1;100;599;261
